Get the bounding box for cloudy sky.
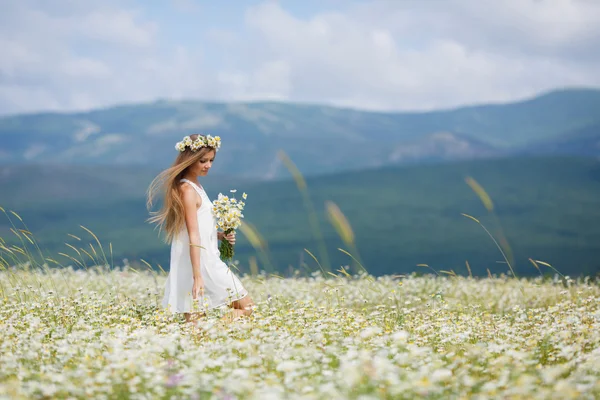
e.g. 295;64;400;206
1;0;599;116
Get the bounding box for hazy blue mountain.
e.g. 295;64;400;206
519;122;600;157
1;155;599;277
0;164;254;207
1;88;599;178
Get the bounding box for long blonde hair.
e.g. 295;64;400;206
146;134;215;243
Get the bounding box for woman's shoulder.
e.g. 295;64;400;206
179;180;192;190
179;181;198;197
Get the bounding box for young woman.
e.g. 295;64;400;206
147;134;253;324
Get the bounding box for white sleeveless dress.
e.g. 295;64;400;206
162;179;248;313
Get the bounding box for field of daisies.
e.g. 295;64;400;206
1;263;599;400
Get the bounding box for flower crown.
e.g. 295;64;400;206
175;134;222;152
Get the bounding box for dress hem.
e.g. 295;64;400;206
208;291;249;311
164;290;249;314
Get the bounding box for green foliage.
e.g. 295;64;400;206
1;155;599;277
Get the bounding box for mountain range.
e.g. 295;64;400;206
1;155;599;277
1;88;599;178
2;88;600;277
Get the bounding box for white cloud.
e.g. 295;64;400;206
61;58;111;79
69;9;157;48
445;0;600;55
237;1;600;110
24;144;47;160
0;1;162;114
216;60;292;101
0;0;599;116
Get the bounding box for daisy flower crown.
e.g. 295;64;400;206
175;134;222;152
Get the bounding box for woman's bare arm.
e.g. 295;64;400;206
181;184;202;279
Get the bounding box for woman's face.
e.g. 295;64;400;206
196;149;215;176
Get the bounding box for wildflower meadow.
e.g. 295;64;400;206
1;262;599;399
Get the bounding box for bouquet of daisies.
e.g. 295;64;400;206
213;189;247;261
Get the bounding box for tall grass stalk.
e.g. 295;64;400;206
325;201;366;275
278;150;331;272
461;213;517;278
239;221;274;274
0;207;140;302
461;213;526;295
465;177;515;269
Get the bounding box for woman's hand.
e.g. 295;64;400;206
219;231;236;245
192;276;205;300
